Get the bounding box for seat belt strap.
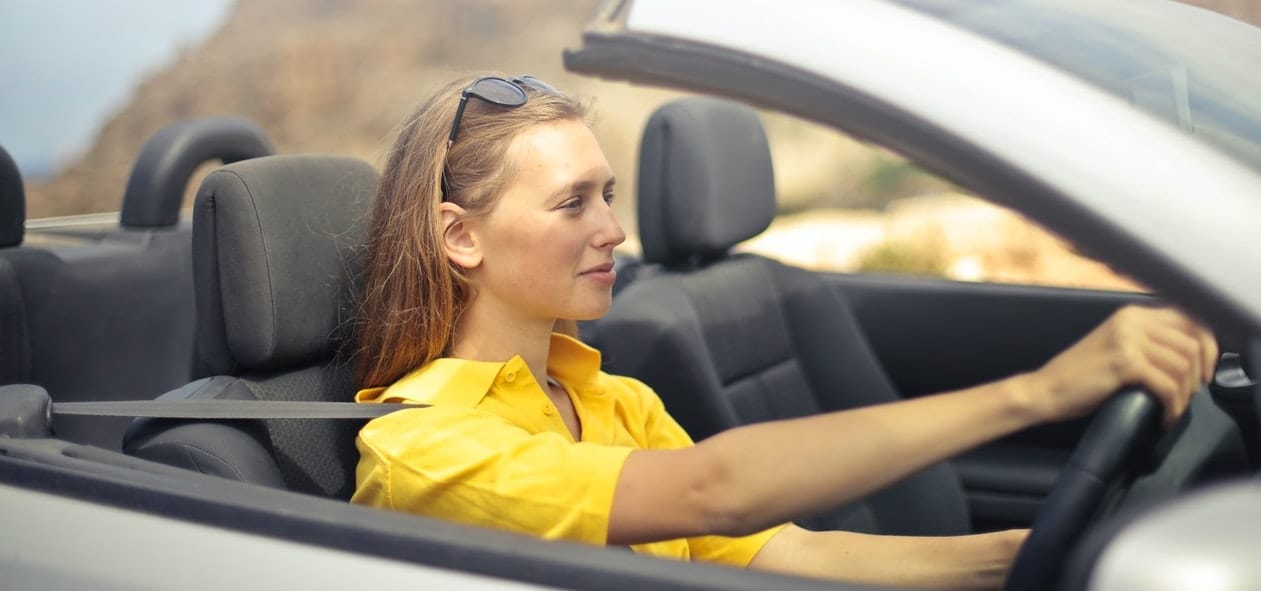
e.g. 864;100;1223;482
52;400;421;419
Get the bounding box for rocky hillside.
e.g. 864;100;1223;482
31;0;1257;219
1182;0;1261;23
24;0;686;222
22;0;1258;290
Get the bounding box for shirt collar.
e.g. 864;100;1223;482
355;332;605;407
547;332;604;393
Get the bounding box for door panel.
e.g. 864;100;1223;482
823;272;1150;530
3;223;197;450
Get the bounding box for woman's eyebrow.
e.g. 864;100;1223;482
550;175;616;200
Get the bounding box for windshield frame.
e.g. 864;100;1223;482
890;0;1261;173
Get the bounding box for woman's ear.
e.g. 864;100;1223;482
440;202;482;270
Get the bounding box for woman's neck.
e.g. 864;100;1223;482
451;300;555;389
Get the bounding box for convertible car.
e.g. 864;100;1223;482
2;0;1259;589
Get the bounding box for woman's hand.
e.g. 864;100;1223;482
1024;305;1218;427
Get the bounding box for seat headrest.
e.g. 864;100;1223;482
193;155;378;375
121;117;275;229
637;97;776;265
1;145;24;248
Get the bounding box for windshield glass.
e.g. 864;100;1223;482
891;0;1261;172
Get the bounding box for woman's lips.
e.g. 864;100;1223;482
580;263;617;285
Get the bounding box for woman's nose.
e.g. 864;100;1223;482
595;203;626;249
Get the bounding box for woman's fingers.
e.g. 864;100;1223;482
1115;306;1218;426
1029;305;1217;426
1146;324;1204;400
1115;339;1186;427
1162;308;1219;383
1133;337;1193;425
1197;325;1220;384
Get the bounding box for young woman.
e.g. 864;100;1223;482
350;74;1216;589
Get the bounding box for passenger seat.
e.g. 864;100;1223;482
597;97;971;536
124;155;379;499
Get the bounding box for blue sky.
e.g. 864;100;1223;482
0;0;234;179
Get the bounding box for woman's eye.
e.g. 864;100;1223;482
603;192;616;205
561;198;582;210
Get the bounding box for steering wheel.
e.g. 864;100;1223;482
1003;388;1162;591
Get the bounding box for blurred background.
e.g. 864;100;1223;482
3;0;1257;289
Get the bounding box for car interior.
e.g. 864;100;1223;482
595;97;972;536
124;153;381;499
593;99;1251;589
2;94;1259;589
0;119;273;450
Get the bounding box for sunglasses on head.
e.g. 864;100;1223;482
446;75;558;147
441;75;558;202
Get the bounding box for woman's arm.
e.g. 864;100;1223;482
609;369;1040;542
607;306;1216;546
749;524;1028;590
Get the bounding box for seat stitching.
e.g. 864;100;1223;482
182;441;247;481
222;169;279;365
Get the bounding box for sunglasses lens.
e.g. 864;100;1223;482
467;77;528;107
514;75;558;94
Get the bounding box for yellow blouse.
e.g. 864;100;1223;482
352;333;782;566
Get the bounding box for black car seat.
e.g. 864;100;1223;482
0;120;273;450
0;145;22;250
0;145;29;385
124;154;378;499
596;97;971;535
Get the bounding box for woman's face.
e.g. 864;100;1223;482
462;118;625;324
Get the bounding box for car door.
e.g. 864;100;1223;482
825;272;1145;530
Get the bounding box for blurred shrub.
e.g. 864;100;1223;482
854;235;948;276
857;157;953;208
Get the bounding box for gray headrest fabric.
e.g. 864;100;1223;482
1;145;24;248
637;97;776;265
121;118;275;229
193;155;378;375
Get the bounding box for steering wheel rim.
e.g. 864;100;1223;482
1003;388;1162;591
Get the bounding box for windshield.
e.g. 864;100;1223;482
891;0;1261;172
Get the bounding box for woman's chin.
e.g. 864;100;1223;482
567;298;613;322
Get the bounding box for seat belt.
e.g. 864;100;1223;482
52;400;421;419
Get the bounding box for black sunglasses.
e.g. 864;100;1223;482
441;75;558;201
446;75;558;147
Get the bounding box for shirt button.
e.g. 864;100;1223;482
504;371;516;383
542;405;554;416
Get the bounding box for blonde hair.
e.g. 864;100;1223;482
355;75;588;388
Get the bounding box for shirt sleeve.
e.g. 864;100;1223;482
352;405;632;546
613;375;695;450
685;526;787;567
615;376;787;567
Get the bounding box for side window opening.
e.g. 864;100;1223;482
738;111;1145;292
